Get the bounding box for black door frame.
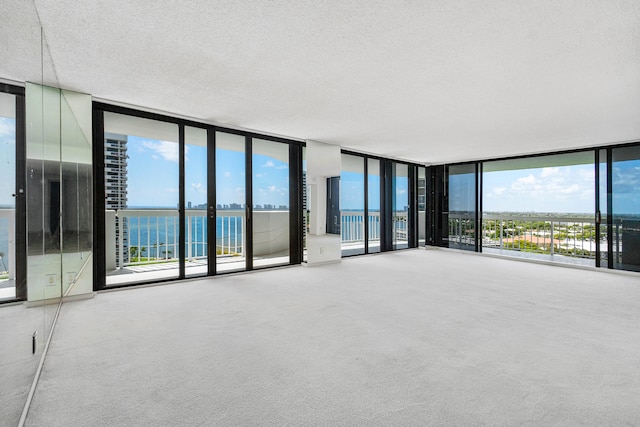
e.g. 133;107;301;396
92;103;304;291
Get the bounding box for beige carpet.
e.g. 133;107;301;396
25;249;640;426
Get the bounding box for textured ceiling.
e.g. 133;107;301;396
1;0;639;164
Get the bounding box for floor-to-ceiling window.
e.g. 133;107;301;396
445;164;477;251
95;105;303;288
185;126;208;277
103;112;180;286
215;132;247;273
610;144;640;272
340;154;365;256
418;166;426;247
482;152;596;265
367;158;381;254
393;163;410;250
0;92;17;300
252;138;291;268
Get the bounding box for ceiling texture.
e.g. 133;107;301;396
1;0;639;164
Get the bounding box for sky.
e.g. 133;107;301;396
340;171;407;211
482;164;596;214
0;117;16;207
127;135;289;208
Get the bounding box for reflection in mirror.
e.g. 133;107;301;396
60;89;93;297
305;140;341;265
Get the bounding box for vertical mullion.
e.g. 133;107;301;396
594;150;601;268
15;94;27;298
245;136;253;270
476;162;482;253
289;143;302;264
606;147;613;269
207;128;216;275
92;104;106;291
178;125;185;278
364;157;369;254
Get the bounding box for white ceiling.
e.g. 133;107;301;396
2;0;639;164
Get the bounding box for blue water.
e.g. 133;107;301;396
126;216;243;258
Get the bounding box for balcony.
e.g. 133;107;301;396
446;213;612;267
106;209;290;285
340;211;408;254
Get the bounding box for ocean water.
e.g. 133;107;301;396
126;215;243;258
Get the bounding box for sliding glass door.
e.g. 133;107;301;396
0;92;18;300
215;132;246;273
610;145;640;272
96;105;302;287
103;112;180;286
252;138;291;269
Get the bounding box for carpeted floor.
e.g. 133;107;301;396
25;249;640;426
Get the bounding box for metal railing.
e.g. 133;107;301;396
477;214;608;260
113;209;245;269
340;211;408;243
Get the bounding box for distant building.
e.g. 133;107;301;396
104;133;129;264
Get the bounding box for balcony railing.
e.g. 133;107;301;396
107;209;291;270
445;213;613;262
108;209;246;269
340;211;407;243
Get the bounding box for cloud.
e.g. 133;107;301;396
268;185;277;192
191;182;203;192
255;173;264;178
224;172;231;178
0;118;15;138
141;140;180;162
541;167;559;178
263;160;275;168
276;165;288;170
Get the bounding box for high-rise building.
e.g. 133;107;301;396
104;133;129;264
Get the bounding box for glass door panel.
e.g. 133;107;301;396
340;154;365;256
104;112;180;286
393;163;409;250
447;164;476;251
185;126;207;277
367;159;381;253
252;139;290;268
418;166;426;246
215;132;246;273
0;92;16;300
611;145;640;272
